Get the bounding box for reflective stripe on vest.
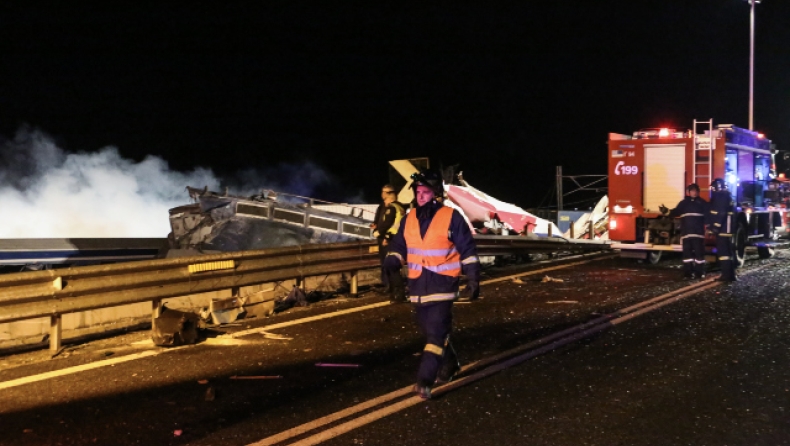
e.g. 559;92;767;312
387;202;405;236
404;207;462;279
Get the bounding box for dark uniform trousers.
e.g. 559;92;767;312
682;236;706;277
709;190;737;281
716;233;736;281
415;301;458;387
714;211;736;281
378;238;389;286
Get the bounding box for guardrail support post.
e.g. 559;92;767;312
570;221;575;239
548;223;553;237
152;299;162;323
350;271;359;297
50;315;62;352
587;221;594;239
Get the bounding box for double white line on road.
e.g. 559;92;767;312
0;254;606;391
249;265;769;446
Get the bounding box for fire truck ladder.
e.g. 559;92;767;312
693;119;714;192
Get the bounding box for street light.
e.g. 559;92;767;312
747;0;761;131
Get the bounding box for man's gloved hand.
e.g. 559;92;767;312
458;261;481;302
659;204;669;215
458;281;480;302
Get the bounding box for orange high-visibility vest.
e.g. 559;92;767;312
404;206;461;279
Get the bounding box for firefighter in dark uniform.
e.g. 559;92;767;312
371;185;404;294
708;178;737;282
372;185;405;297
384;169;480;399
660;183;708;279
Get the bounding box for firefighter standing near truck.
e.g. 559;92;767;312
372;185;405;296
660;183;708;279
708;178;737;282
373;188;406;302
384;169;480;399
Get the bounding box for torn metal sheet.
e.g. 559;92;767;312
210;296;246;325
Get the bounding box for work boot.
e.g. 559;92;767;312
389;288;407;304
412;383;432;400
435;359;460;385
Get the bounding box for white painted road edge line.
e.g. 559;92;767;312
228;302;392;338
0;348;183;391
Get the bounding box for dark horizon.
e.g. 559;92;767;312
1;1;788;207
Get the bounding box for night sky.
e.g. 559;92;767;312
1;1;788;207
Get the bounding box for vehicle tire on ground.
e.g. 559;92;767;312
734;222;747;267
647;250;662;264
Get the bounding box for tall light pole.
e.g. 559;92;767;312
748;0;760;130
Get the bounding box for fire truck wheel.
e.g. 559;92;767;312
647;251;662;264
757;246;775;259
734;222;747;268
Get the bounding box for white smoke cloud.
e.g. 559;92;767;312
0;127;219;238
0;127;364;239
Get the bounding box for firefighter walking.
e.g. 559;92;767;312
661;183;708;279
385;169;480;399
708;178;737;282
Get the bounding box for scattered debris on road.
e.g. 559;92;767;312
230;375;283;380
542;275;565;283
315;363;361;368
262;332;293;340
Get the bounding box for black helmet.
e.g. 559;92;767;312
710;178;727;192
410;169;444;197
686;183;700;194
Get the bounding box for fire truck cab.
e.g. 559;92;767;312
608;120;787;265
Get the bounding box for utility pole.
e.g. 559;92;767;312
748;0;760;130
556;165;563;211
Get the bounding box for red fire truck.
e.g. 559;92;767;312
608;120;788;265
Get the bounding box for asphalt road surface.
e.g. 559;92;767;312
2;252;789;446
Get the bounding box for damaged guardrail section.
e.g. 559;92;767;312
0;241;380;351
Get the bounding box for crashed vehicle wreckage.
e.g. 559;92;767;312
156;165;605;344
167;186;376;253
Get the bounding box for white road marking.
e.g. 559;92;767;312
0;348;186;391
227;302;392;338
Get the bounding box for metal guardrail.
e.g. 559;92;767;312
0;241;379;351
0;235;610;352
